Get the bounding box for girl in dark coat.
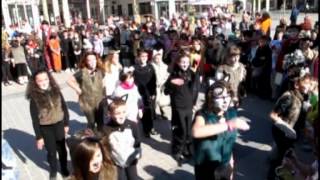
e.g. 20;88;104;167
26;69;70;179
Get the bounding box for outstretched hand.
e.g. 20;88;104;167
232;116;250;131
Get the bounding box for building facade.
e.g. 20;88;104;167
2;0;40;29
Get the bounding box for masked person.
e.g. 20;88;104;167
192;76;250;180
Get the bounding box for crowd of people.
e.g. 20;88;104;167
2;5;319;180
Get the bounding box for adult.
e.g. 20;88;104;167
216;44;247;106
49;32;62;72
40;20;54;71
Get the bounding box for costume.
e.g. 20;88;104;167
165;66;200;157
74;69;105;130
112;82;143;123
102;119;141;180
151;60;171;119
133;64;157;135
27;84;69;178
216;63;247;102
268;89;305;178
193;108;238;180
49;38;62;72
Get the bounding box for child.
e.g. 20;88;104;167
26;69;70;179
71;137;116;180
192;78;250;180
164;51;200;164
216;44;247;106
112;68;143;124
133;49;158;137
101;97;141;180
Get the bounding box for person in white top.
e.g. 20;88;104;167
112;68;143;123
102;49;122;96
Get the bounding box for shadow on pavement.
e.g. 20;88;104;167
3;128;50;171
237;95;274;145
142;136;171;156
154;118;172;142
66;101;84;116
144;165;194;180
68;119;87;135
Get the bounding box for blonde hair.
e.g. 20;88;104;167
102;53;122;74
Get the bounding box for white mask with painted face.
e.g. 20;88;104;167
212;87;231;112
178;56;190;71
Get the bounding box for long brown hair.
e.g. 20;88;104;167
26;69;60;100
73;137;114;180
78;52;104;70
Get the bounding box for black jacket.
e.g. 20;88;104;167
164;66;200;109
133;64;156;106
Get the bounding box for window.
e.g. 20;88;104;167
139;2;152;15
112;6;115;15
104;5;109;16
118;5;122;16
128;4;133;16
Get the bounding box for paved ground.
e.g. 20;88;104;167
1;70;276;180
2;11;317;180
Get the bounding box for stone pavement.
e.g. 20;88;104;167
2;71;275;180
2;71;189;180
2;11;318;180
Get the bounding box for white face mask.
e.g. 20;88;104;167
212;88;231;112
178;57;190;71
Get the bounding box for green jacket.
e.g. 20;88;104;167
194;108;238;165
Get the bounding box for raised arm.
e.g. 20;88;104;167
192;114;250;139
